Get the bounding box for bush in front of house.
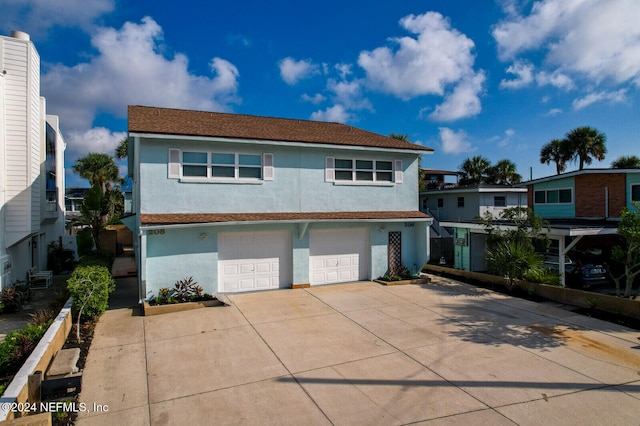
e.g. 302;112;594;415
0;320;53;378
67;265;115;320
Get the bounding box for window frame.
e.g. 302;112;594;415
457;197;465;208
176;150;271;183
533;187;573;205
331;157;398;185
631;184;640;202
494;195;506;207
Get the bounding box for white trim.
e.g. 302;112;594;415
520;168;640;186
263;153;274;181
168;148;181;179
394;159;403;184
131;132;434;155
325;157;335;182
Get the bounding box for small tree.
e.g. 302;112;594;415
78;184;107;252
479;207;549;289
610;202;640;297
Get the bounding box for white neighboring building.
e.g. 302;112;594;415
0;31;66;289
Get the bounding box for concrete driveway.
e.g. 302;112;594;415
76;276;640;425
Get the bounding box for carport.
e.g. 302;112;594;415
441;218;619;287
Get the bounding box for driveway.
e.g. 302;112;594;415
76;276;640;425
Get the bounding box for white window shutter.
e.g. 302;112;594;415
168;148;181;179
394;159;403;184
325;157;335;182
263;153;274;181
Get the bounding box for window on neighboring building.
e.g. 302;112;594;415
534;188;572;204
494;196;506;207
458;197;464;207
437;198;444;208
422;197;428;210
632;184;640;202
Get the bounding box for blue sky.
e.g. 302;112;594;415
2;0;639;188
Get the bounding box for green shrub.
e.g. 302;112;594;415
0;321;52;376
523;268;561;286
78;250;114;268
76;228;94;258
67;265;115;320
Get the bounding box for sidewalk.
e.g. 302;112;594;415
76;276;640;425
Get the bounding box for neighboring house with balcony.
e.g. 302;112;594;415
0;31;66;289
419;169;527;268
126;105;433;301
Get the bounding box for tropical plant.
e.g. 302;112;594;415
487;239;543;289
115;138;128;160
609;202;640;297
67;264;115;339
78;183;107;252
564;126;607;170
486;159;522;185
611;155;640;169
540;139;572;175
479;207;549;289
459;156;491;185
72;153;120;193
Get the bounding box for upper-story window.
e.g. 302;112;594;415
326;157;402;185
534;188;572;204
437;198;444;208
457;197;465;207
631;184;640;202
494;196;506;207
169;149;273;182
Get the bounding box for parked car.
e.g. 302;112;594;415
541;253;608;288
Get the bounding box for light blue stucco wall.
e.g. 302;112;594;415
142;220;430;297
532;177;575;218
627;173;640;209
138;138;419;214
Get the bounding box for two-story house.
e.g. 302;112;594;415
419;170;527;269
0;31;66;289
126;106;433;300
440;169;639;285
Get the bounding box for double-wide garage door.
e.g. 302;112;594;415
309;228;369;285
218;231;291;293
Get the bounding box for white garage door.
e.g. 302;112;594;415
309;228;369;285
218;231;291;293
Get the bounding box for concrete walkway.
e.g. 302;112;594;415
76;276;640;425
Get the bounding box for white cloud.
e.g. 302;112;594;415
310;105;352;123
326;78;372;111
279;57;319;85
0;0;114;36
66;127;127;161
500;60;534;89
429;72;485;122
572;89;627;110
301;93;326;104
438;127;475;154
358;12;483;104
546;108;563;116
493;0;640;87
500;61;573;90
41;17;240;153
335;63;352;80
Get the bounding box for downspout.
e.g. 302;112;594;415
605;186;609;219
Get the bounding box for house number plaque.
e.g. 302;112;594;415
148;229;165;235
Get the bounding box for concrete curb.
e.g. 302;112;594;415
0;298;73;421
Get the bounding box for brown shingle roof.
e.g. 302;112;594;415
140;211;430;225
128;105;432;152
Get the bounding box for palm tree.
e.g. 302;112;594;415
487;159;522;185
115;138;128;160
389;133;409;141
564;126;607;170
487;239;542;290
72;153;120;193
611;155;640;169
540;139;571;174
459;156;491;185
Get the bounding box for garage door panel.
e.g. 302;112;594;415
219;231;291;293
309;229;368;286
